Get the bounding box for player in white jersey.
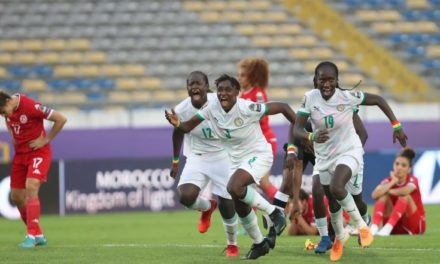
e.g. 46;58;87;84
166;74;297;260
170;71;238;257
293;61;408;261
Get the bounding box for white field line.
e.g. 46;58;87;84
38;243;440;252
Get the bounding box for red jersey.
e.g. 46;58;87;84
240;87;276;141
5;94;53;154
382;175;425;217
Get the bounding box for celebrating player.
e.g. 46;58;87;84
170;71;238;257
293;61;407;261
165;74;297;259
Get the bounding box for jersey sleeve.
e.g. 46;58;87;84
297;93;311;117
345;91;365;107
195;103;210;121
28;97;53;120
243;100;267;121
174;98;187;120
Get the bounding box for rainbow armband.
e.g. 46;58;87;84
391;121;402;131
307;132;314;141
286;144;298;156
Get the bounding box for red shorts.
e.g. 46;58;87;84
384;210;426;235
10;146;52;189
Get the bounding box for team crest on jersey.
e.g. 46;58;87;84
234;117;244;127
249;103;262;112
19;115;27;124
350;91;362;99
336;104;345;112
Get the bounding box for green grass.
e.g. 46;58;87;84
1;205;440;264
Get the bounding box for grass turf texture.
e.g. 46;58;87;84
1;205;440;264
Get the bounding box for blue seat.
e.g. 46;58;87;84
401;10;423;21
406;46;425;56
422;59;440;69
32;65;53;77
0;80;21;90
71;78;93;90
87;91;106;102
409;33;431;44
430;34;440;43
7;66;30;78
94;78;115;90
47;79;70;90
429;0;440;6
389;33;408;44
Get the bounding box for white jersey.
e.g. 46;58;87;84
196;97;272;164
174;93;225;158
297;89;365;170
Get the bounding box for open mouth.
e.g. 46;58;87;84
191;90;201;100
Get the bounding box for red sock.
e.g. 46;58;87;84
262;183;278;201
372;200;385;225
387;197;408;226
18;206;27;225
26;198;43;236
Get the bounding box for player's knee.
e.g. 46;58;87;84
329;184;345;200
177;189;198;207
10;192;25;206
226;183;242;199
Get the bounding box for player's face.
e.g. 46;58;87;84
393;156;411;179
316;67;338;100
237;67;250;90
0;99;14;117
186;73;208;108
217;80;239;112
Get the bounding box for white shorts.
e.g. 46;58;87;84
319;150;364;195
178;153;232;199
232;151;273;184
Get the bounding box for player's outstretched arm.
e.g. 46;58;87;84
361;93;408;147
266;102;296;124
353;112;368;146
165;109;202;133
170;128;184;179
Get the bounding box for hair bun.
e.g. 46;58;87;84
400;147;416;162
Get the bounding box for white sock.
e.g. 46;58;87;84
337;193;366;228
315;217;329;237
189;197;210;211
370;224;379;235
239;210;264;244
378;223;393;236
330;208;345;241
274;191;289;202
240;186;275;215
362;212;370;225
222;214;238;246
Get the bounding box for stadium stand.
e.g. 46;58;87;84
0;0;437;111
327;0;440;100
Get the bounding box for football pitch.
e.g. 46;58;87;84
1;205;440;264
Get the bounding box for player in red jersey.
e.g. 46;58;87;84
370;147;425;236
287;189;350;236
237;57;278;201
0;91;67;248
